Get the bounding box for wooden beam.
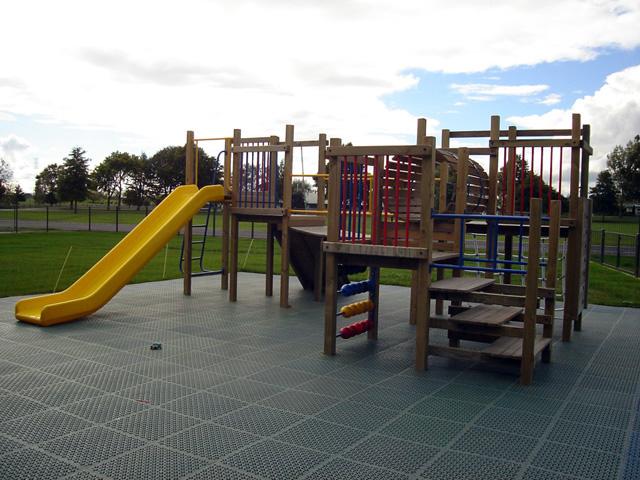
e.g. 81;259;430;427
324;252;337;355
323;242;429;259
491;139;576;148
280;124;294;308
327;144;433;157
448;128;573;138
183;130;195;296
521;198;541;385
233;145;289;153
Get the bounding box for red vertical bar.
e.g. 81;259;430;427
502;147;507;213
362;157;368;244
558;147;563;201
529;146;534;204
511;148;516;213
548;147;553;214
253;150;257;207
372;156;379;244
383;156;390;246
538;146;543;200
394;157;400;247
520;147;525;214
351;156;357;244
405;156;412;247
341;156;347;242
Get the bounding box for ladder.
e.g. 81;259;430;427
179;149;226;278
179;202;222;277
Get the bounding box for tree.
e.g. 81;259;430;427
497;156;568;213
147;145;217;200
589;170;618;215
92;161;117;209
34;164;61;205
292;179;311;209
148;146;184;200
607;135;640;212
124;153;151;209
92;151;136;209
58;147;90;212
0;158;13;203
11;184;26;204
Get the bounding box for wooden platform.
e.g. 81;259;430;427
483;336;552;359
451;305;522;326
432;251;459;262
429;277;495;293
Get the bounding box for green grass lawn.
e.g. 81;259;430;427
1;231;638;308
0;232;272;297
0;207;266;233
592;216;640;236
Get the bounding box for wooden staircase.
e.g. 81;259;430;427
421;199;561;385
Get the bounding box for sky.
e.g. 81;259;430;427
1;0;639;193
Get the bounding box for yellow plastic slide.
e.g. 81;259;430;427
15;185;224;327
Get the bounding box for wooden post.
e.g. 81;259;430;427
569;113;582;217
266;135;279;297
563;114;584;340
542;200;560;363
410;118;427;325
580;126;592;310
221;137;232;290
487;116;500;215
368;267;380;340
506;126;517;214
521;198;541;385
416;137;435;371
504;126;517;284
453;148;468;281
279;125;294;308
183;130;195;296
316;133;327;210
324;144;341;355
229;128;241;302
435;129;450;316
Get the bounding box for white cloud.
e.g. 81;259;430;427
0;0;639;190
0;134;45;191
451;83;549;97
538;93;563;105
508;64;640;187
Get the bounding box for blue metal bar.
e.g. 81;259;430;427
432;212;531;221
458;218;464;264
518;222;524;262
431;263;527;275
433;212;551;223
460;257;547;267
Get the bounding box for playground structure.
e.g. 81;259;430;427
15;112;591;384
320;115;591;384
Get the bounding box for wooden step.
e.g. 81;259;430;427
451;305;522;327
432;251;459;262
429;277;495;293
483;336;552;359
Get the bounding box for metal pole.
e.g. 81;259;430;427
635;233;640;277
116;206;119;233
212;205;217;237
88;207;92;232
251;221;254;239
600;229;605;264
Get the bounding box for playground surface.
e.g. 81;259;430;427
0;273;638;480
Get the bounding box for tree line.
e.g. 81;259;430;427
590;135;640;215
31;145;223;211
